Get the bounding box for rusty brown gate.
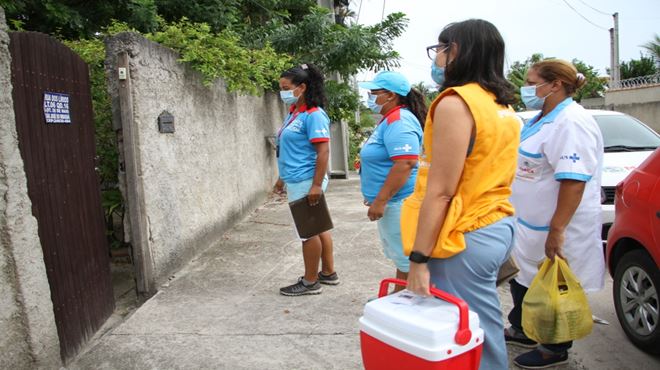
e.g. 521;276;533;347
9;32;114;361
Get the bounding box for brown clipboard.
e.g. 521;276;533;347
288;193;334;239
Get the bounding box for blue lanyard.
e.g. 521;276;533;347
278;110;302;140
520;98;573;142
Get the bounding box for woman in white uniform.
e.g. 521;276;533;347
505;59;604;369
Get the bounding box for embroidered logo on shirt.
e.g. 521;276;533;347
520;161;536;174
288;120;302;132
516;158;543;182
560;153;581;163
315;128;328;135
394;144;412;152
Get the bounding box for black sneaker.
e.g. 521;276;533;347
318;271;340;285
513;349;568;369
505;327;538;349
280;278;322;296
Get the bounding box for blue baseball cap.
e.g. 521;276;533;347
359;71;411;96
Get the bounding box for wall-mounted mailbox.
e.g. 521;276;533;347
158;111;175;133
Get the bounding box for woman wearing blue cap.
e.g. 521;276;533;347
358;71;427;285
276;63;338;296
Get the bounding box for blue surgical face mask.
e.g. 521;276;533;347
367;93;383;114
431;61;445;86
279;88;299;105
520;84;551;110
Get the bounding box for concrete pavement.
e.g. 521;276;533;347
69;176;660;369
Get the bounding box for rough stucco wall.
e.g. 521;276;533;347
579;97;605;109
0;7;61;369
605;85;660;133
106;33;285;286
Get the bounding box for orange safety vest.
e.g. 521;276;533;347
401;83;520;258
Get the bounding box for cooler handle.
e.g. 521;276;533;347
377;278;473;346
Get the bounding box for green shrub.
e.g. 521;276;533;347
148;18;291;93
64;19;292;248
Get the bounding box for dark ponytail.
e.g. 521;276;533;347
280;63;327;108
399;88;428;131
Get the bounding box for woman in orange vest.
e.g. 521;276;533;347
403;19;520;370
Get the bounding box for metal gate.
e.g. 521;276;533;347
9;32;114;361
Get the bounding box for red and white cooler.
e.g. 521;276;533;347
359;279;484;370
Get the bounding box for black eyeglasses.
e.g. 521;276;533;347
426;43;448;60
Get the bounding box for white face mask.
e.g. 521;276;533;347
367;93;383;114
431;61;445;86
520;83;552;110
279;87;299;105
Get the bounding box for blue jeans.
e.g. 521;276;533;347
376;200;410;273
428;217;515;370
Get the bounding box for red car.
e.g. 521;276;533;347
606;147;660;355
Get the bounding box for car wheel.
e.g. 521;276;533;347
613;249;660;355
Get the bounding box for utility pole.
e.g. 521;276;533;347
609;12;620;88
318;0;350;179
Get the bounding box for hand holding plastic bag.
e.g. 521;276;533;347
522;257;593;343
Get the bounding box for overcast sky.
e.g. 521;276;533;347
354;0;660;86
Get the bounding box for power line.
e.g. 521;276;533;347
561;0;609;31
576;0;611;16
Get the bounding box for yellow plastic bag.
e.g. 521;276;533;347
522;257;593;343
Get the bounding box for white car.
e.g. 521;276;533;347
516;109;660;242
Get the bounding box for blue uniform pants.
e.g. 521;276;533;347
428;217;515;370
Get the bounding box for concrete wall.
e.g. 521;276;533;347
105;33;286;293
605;85;660;133
0;7;61;369
579;97;605;109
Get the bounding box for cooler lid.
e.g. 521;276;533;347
359;290;484;361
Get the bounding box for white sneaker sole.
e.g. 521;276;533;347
318;279;340;285
279;287;323;296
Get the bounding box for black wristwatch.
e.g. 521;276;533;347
409;251;430;264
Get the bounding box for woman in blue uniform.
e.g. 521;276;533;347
275;64;338;296
358;71;427;284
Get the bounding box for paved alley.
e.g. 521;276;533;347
70;177;660;370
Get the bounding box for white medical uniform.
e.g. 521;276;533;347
511;98;605;292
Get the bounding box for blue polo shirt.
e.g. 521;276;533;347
360;106;423;203
277;104;331;183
